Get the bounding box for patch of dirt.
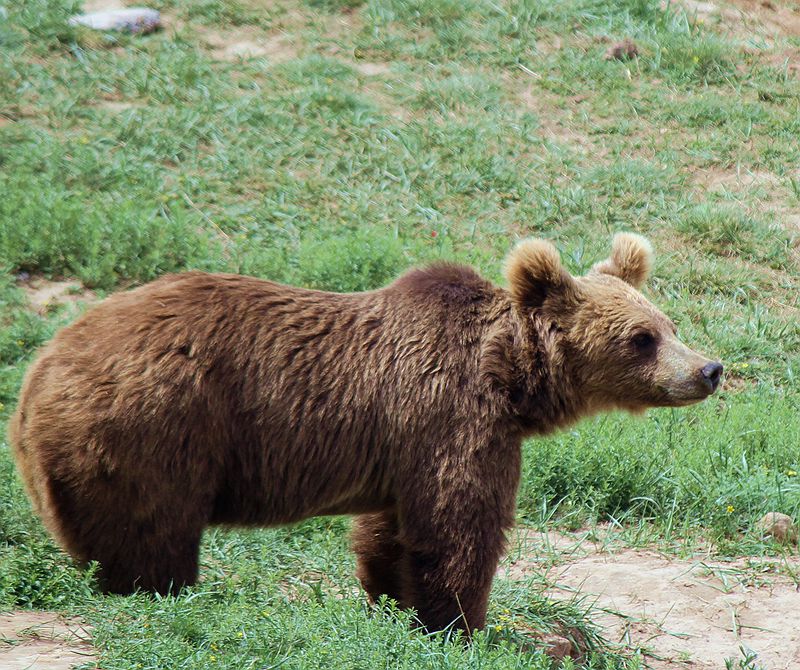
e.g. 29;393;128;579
96;99;140;113
781;211;800;231
501;532;800;669
0;612;95;670
534;34;564;56
318;10;363;44
678;0;800;39
516;86;606;156
199;26;299;63
190;2;365;65
19;277;97;315
81;0;126;12
765;46;800;74
692;166;783;193
353;61;392;76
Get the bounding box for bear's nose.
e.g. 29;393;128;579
701;362;723;392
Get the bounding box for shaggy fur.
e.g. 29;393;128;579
9;234;721;634
590;232;653;288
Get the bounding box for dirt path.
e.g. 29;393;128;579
0;612;95;670
502;532;800;669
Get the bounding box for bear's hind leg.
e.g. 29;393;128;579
98;523;204;595
45;474;207;595
352;511;405;604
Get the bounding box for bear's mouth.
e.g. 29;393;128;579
655;384;717;407
665;394;712;407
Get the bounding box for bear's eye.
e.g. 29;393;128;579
631;332;656;352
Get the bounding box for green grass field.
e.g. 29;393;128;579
1;0;799;668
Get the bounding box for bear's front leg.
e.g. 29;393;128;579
395;481;516;635
399;544;500;633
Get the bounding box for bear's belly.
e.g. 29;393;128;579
209;488;393;527
208;445;393;527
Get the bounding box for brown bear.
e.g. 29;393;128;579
8;233;721;634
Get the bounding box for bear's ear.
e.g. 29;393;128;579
504;239;578;310
591;233;653;289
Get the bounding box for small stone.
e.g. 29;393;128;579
541;634;573;660
757;512;798;544
605;39;639;61
68;8;161;34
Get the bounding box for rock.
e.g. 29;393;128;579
541;634;573;660
512;622;586;660
68;8;161;34
605;39;639;61
757;512;798;544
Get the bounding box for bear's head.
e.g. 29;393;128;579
504;233;722;414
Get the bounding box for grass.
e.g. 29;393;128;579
1;0;799;667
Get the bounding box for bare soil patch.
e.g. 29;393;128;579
353;61;392;76
501;531;800;669
96;99;140;113
692;166;783;193
198;26;300;63
679;0;800;39
19;277;97;315
691;166;794;211
81;0;126;11
781;211;800;231
515;86;606;156
0;611;95;670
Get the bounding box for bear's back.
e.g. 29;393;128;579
12;267;509;528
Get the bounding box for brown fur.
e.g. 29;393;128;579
590;232;653;288
8;234;721;634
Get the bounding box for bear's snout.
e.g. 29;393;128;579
700;361;723;393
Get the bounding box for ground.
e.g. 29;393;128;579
1;0;799;668
4;529;798;669
0;612;94;670
503;529;800;669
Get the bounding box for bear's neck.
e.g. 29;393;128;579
505;311;591;436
